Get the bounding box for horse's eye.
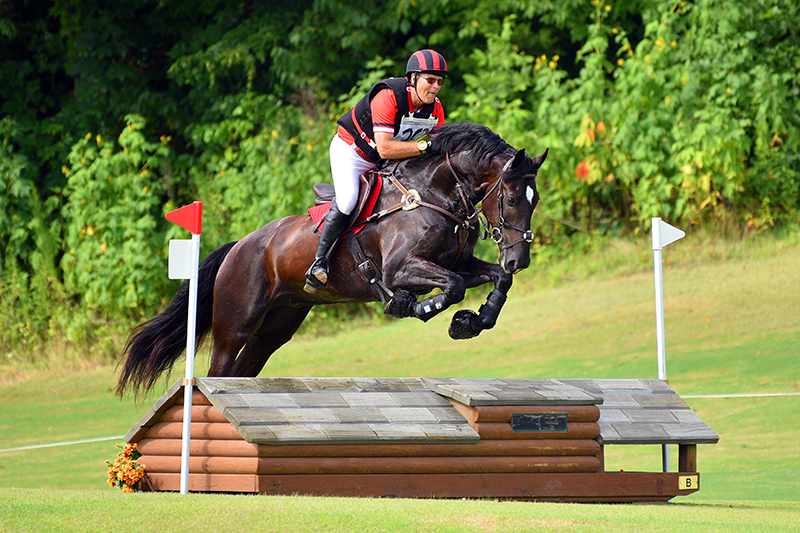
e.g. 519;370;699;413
506;195;520;207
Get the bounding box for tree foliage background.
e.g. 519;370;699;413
1;0;798;358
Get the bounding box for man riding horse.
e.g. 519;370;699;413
304;49;449;293
116;49;549;396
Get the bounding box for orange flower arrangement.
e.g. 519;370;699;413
106;442;145;493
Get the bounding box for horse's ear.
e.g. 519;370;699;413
531;148;549;170
503;149;528;172
512;149;527;169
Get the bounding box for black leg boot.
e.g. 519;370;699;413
304;201;349;293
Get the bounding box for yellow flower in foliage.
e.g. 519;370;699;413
573;128;595;148
617;58;624;66
664;96;671;105
85;132;92;140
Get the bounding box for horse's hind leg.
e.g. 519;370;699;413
229;306;313;376
208;304;267;377
207;238;273;377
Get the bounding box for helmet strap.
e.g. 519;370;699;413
410;73;425;108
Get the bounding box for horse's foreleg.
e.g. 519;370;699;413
382;259;467;323
384;288;450;322
448;261;514;340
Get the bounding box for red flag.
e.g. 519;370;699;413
166;201;203;234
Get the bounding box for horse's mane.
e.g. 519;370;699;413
430;122;511;168
377;121;512;172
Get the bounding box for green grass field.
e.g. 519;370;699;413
1;233;799;531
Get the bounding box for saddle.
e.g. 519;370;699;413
307;171;390;303
307;172;383;236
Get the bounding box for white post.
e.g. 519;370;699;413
179;232;201;494
653;246;667;382
651;217;685;473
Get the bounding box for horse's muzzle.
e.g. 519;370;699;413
500;255;529;275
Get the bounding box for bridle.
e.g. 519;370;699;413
444;153;536;251
368;152;537;252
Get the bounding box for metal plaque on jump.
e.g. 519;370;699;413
511;413;568;432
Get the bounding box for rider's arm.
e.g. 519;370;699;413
371;88;444;160
374;132;426;160
371;88;427;160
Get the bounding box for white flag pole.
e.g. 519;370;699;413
651;217;685;473
166;201;203;495
178;232;201;494
653;245;667;382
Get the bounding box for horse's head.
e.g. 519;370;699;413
482;147;548;274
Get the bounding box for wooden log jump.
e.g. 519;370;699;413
125;377;718;502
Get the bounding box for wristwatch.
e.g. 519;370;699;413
417;139;429;154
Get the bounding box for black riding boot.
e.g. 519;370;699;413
304;201;349;293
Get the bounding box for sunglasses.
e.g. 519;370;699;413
420;75;445;87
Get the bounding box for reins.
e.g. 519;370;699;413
365;159;474;231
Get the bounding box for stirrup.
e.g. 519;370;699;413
303;258;329;293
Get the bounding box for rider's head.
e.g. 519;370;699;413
406;49;447;105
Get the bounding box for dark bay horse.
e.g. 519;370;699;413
117;122;547;396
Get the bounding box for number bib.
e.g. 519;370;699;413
396;114;439;142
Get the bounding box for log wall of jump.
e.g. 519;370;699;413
127;377;718;501
137;392;603;478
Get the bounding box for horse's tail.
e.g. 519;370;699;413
116;241;238;398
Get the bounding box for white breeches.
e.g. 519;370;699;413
329;134;376;215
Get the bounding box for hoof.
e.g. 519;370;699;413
448;309;480;340
383;288;416;318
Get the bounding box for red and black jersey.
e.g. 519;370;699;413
337;77;444;162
